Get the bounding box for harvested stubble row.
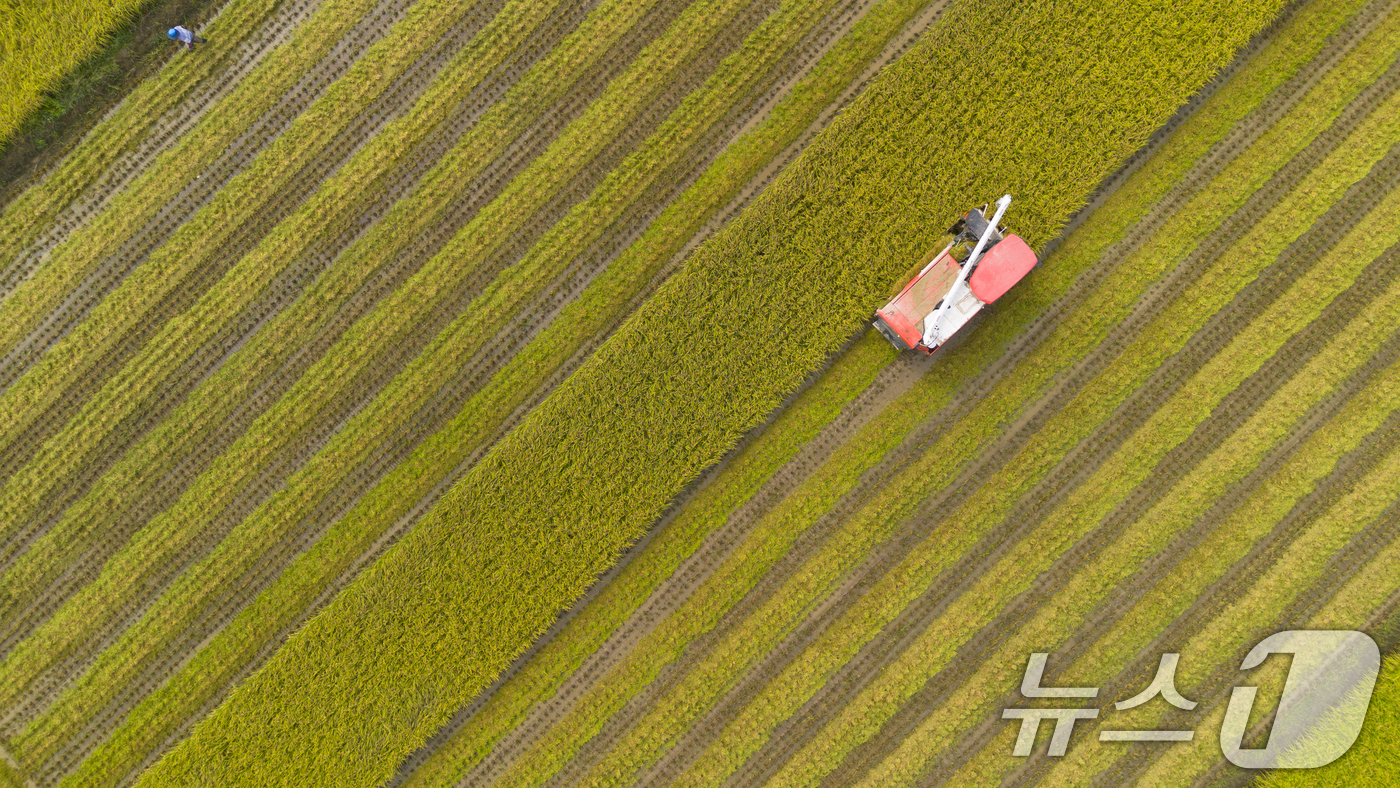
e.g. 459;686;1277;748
0;0;282;208
508;3;1393;785
0;0;393;366
744;25;1400;788
840;182;1400;788
0;0;767;768
0;0;575;634
115;1;1284;786
416;0;1390;784
396;1;953;783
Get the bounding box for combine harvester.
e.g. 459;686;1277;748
873;194;1037;354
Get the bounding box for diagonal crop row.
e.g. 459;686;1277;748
836;204;1400;788
1151;534;1400;786
59;0;952;780
0;0;589;630
750;71;1400;788
0;0;683;722
928;213;1400;787
0;0;513;524
392;0;960;782
942;358;1400;788
0;0;661;656
127;1;1288;784
16;0;840;778
0;0;527;505
1056;442;1400;788
744;67;1400;788
502;12;1400;786
0;0;401;366
1;0;824;772
0;0;286;276
374;0;1355;780
723;17;1400;785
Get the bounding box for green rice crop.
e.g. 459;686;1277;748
128;1;1285;785
1255;643;1400;785
0;0;150;142
3;0;768;763
0;0;385;360
0;0;572;634
0;0;282;271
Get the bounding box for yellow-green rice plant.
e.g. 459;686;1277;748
131;1;1286;785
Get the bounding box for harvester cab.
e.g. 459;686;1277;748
872;193;1038;355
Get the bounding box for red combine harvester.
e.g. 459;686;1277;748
873;194;1037;354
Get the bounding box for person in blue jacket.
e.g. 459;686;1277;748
167;26;208;52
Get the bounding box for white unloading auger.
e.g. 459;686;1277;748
921;193;1013;350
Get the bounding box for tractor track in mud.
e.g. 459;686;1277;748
537;4;1400;783
0;0;321;295
516;2;1350;781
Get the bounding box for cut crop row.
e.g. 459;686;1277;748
0;0;285;275
483;7;1398;784
838;202;1400;788
392;3;964;781
928;239;1400;785
35;0;851;778
126;1;1287;785
0;0;592;638
2;0;834;777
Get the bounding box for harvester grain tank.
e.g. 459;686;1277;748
872;194;1038;354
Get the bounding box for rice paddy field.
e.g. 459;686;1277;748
0;0;1395;785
